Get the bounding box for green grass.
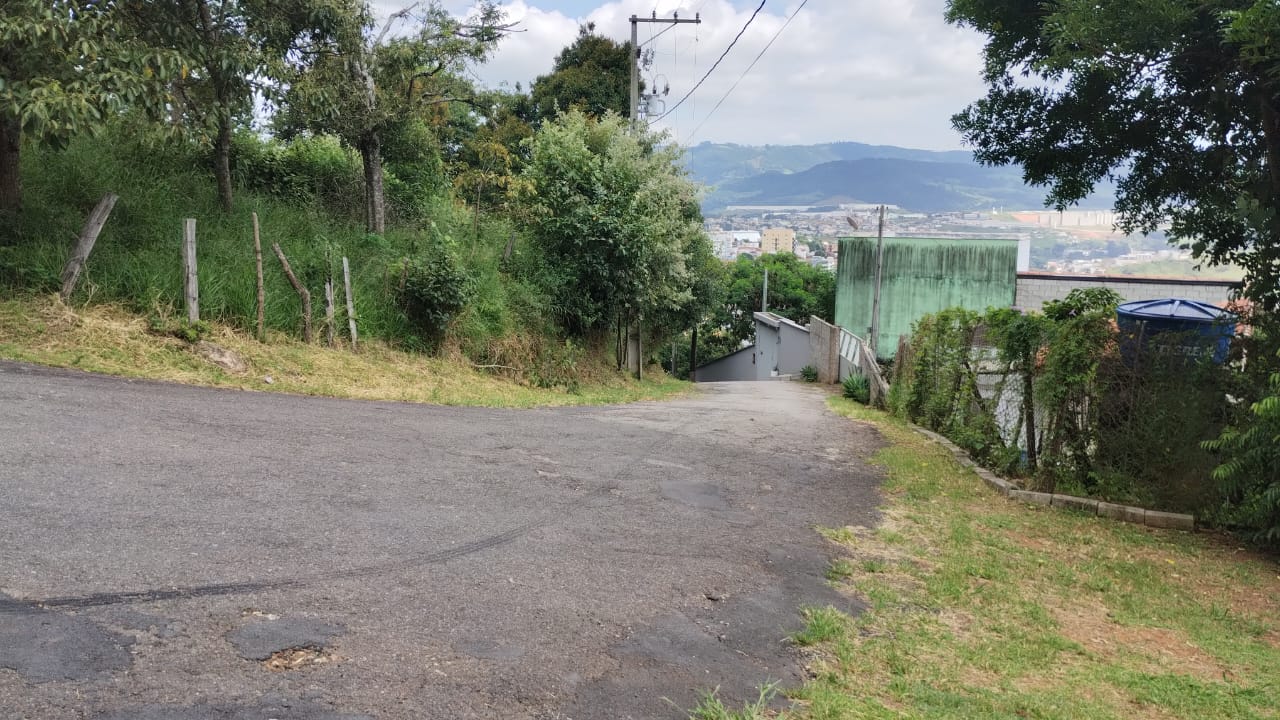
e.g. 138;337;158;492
0;129;548;357
699;396;1280;719
688;686;781;720
792;606;848;647
0;296;690;408
825;559;856;582
0;131;690;395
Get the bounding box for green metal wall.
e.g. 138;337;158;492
835;237;1019;358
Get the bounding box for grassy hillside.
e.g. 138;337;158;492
0;129;596;382
4;131;509;339
0;296;686;407
0;126;702;399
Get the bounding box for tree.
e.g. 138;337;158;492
448;88;535;224
530;24;634;123
0;1;180;211
947;0;1280;308
518;109;709;339
120;0;341;213
700;253;835;356
279;0;511;234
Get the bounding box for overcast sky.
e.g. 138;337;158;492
375;0;989;151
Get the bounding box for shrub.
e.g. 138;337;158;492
531;337;582;391
843;373;870;404
233;132;363;218
1205;360;1280;545
396;249;475;349
800;365;818;382
890;298;1236;515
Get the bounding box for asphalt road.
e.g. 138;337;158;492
0;361;883;719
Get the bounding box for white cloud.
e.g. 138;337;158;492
375;0;990;150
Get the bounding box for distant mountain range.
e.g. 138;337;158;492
682;141;1114;213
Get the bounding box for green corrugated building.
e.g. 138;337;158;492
835;237;1024;358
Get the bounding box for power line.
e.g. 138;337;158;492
640;21;677;47
687;0;808;142
652;0;766;123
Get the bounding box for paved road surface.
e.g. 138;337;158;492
0;361;882;719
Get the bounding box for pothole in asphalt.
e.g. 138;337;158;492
263;645;337;671
226;616;344;670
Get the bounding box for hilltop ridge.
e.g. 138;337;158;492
684;141;1115;213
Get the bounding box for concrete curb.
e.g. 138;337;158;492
906;424;1195;531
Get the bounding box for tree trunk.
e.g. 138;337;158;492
688;326;698;381
0;116;21;213
214;117;233;213
360;132;386;235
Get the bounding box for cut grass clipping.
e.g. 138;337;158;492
700;397;1280;719
0;296;689;408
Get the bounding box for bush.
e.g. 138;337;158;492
531;337;582;391
233;132;363;218
843;373;870;404
396;248;475;349
800;365;818;382
1205;358;1280;545
890;296;1236;516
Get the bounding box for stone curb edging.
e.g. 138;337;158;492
908;425;1195;532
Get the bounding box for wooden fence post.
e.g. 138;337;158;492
271;243;312;343
252;212;265;341
638;314;643;382
59;193;119;302
343;256;358;351
324;279;336;348
183;218;199;323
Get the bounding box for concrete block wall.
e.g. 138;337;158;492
1015;272;1238;311
808;316;840;383
694;346;757;382
778;323;813;377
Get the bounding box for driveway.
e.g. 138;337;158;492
0;361;882;719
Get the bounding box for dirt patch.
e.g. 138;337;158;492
1262;629;1280;650
1050;600;1228;681
1120;536;1280;628
263;645;336;672
1002;529;1059;554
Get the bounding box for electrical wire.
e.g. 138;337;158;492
651;0;767;123
639;21;678;47
687;0;808;142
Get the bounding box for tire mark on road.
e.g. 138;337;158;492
22;487;615;611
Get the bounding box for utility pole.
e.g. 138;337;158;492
762;268;769;313
629;12;701;122
869;204;886;357
623;11;701;380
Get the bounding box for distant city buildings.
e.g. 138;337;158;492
761;228;796;255
701;203;1218;278
708;230;764;261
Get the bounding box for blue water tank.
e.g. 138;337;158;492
1115;298;1237;365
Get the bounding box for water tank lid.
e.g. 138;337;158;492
1116;298;1235;322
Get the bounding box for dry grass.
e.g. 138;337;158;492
0;295;690;408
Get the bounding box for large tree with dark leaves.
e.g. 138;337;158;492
948;0;1280;307
0;1;181;212
530;24;634;123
